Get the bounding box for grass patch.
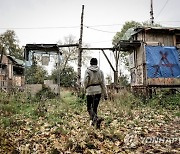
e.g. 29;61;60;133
147;90;180;110
174;111;180;117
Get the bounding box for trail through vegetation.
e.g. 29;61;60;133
0;89;179;153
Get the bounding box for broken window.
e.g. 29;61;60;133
0;64;7;75
13;66;24;76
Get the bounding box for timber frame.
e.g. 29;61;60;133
24;43;79;96
117;26;180;97
81;47;121;85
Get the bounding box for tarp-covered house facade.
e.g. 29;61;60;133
118;26;180;94
0;53;25;91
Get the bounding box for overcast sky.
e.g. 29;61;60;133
0;0;180;78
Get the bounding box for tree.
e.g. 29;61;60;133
0;30;23;59
142;20;162;27
112;21;141;46
25;58;48;84
50;66;77;87
112;20;162;45
57;35;90;71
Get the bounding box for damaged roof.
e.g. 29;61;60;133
117;26;180;52
7;55;24;66
123;26;180;41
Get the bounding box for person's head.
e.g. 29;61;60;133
90;58;98;65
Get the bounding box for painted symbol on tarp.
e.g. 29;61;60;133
152;51;176;77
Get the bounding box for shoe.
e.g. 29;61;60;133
92;116;98;126
96;117;104;129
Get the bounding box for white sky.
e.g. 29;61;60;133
1;0;180;80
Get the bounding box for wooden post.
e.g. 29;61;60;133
77;5;84;89
57;49;61;97
0;47;4;64
150;0;154;25
114;49;119;85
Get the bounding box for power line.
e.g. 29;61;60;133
85;23;123;27
0;24;123;31
0;26;80;30
84;26;117;33
87;40;112;44
0;23;124;30
156;0;169;19
158;20;180;23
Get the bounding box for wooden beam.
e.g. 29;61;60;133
101;49;116;72
58;44;79;48
82;47;114;51
0;47;4;64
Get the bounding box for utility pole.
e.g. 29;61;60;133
57;49;61;97
150;0;154;25
77;5;84;89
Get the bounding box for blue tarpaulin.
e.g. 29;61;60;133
146;46;180;78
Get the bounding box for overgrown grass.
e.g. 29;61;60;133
0;88;179;153
0;88;179;129
147;90;180;110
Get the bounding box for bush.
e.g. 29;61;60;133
148;90;180;109
35;85;58;100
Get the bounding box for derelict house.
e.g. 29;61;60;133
118;26;180;96
0;53;25;91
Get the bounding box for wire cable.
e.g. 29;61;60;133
0;23;124;30
87;40;113;44
156;0;169;19
84;26;117;33
0;26;80;30
85;23;123;27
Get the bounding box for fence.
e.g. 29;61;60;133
0;80;7;89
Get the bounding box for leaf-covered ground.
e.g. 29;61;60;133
0;90;179;153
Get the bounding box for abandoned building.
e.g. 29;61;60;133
118;26;180;96
0;53;25;91
24;44;63;95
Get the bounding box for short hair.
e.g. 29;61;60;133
90;58;98;65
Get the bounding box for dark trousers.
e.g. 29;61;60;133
86;94;101;122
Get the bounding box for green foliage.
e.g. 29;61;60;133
0;89;179;153
113;20;162;45
112;21;141;45
51;66;77;87
0;30;23;59
142;21;162;27
118;74;130;86
25;59;48;84
148;90;180;110
175;111;180;117
35;85;57;100
112;21;142;70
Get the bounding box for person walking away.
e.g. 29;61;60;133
83;58;107;128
